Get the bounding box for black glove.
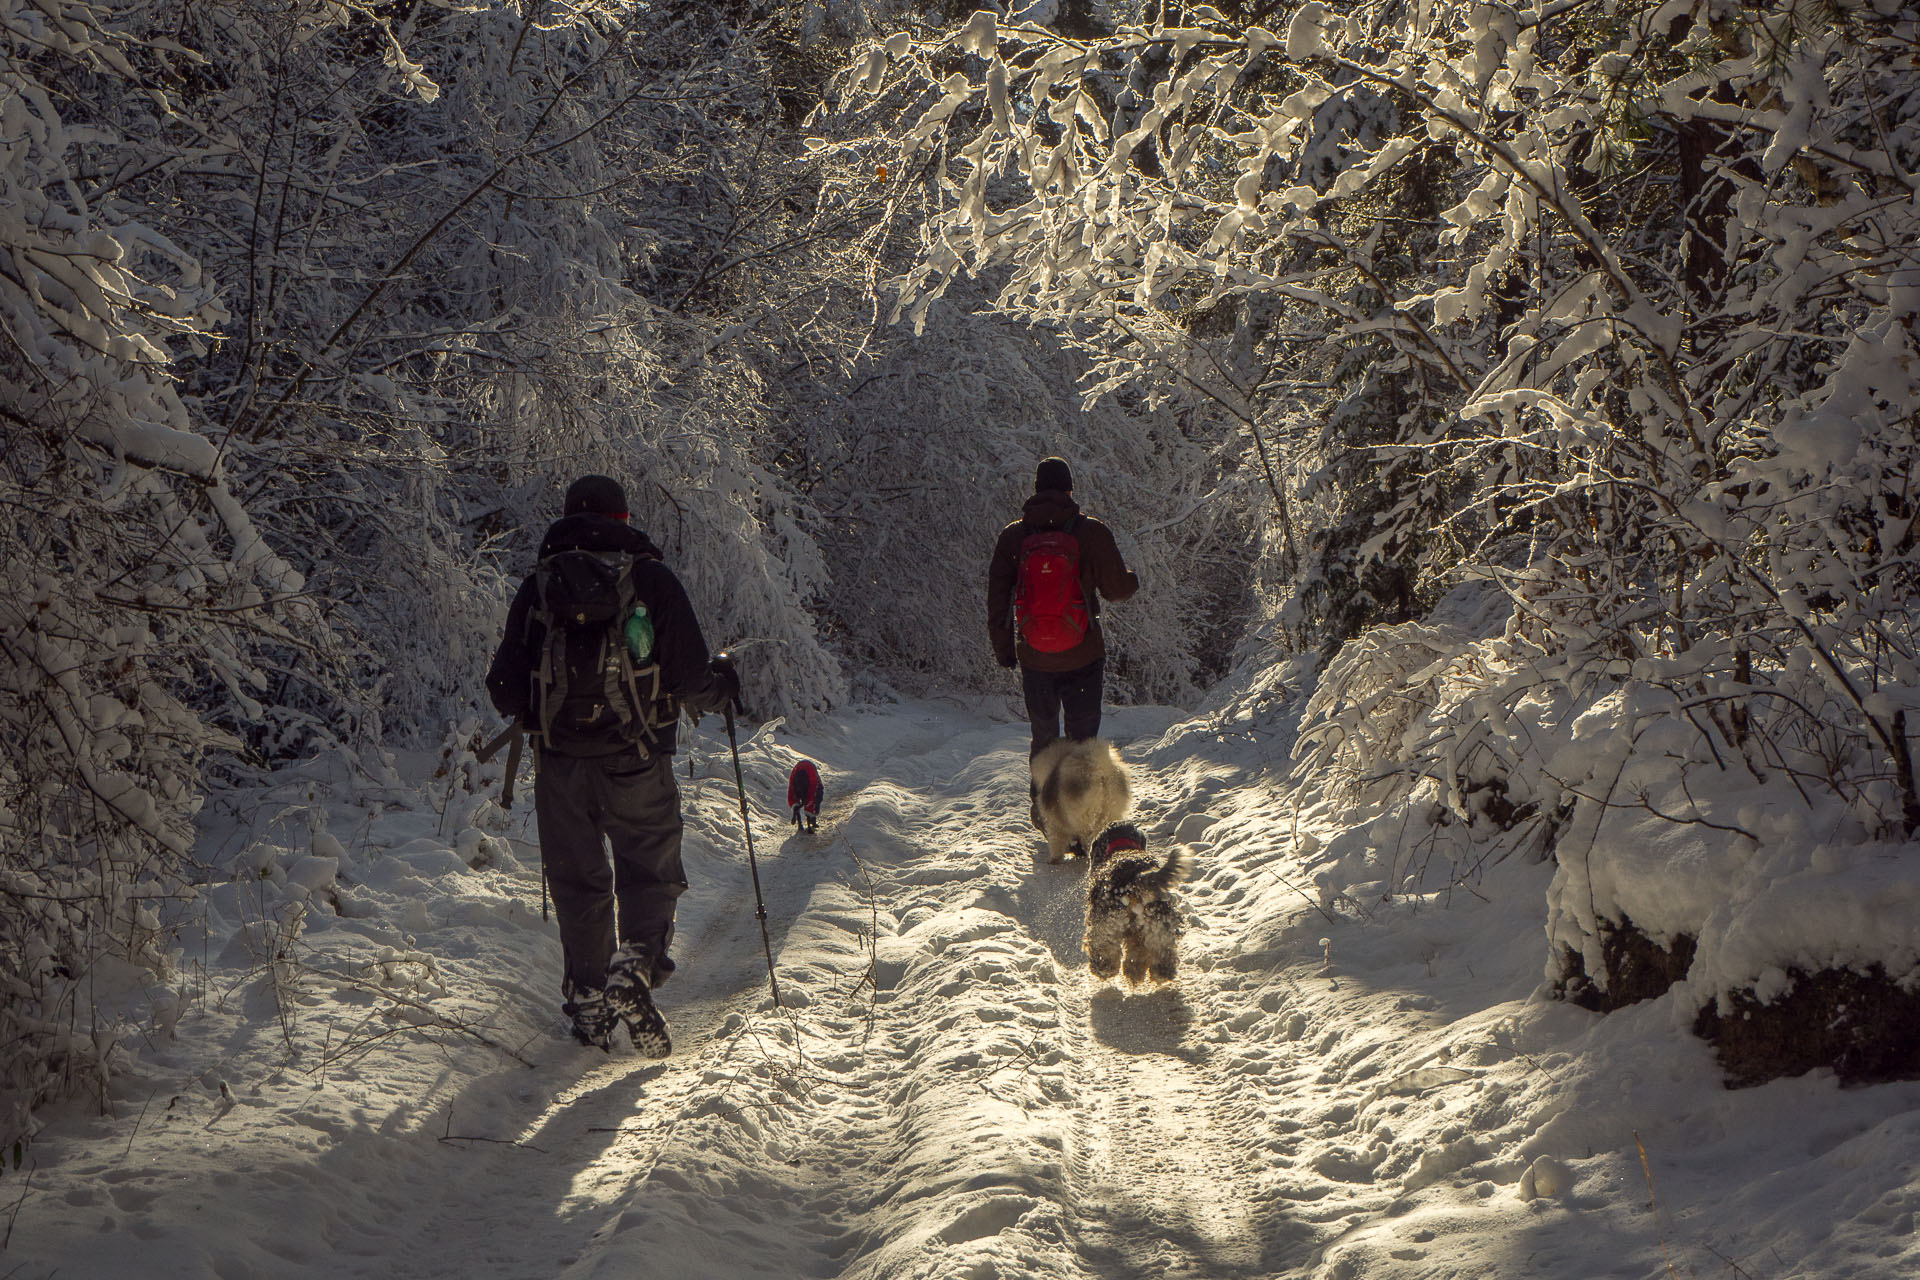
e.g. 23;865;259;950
710;651;742;707
996;652;1017;670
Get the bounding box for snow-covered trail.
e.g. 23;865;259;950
0;701;1604;1278
18;698;1920;1280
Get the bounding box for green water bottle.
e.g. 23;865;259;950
624;604;654;662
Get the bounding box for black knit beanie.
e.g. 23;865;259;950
563;474;628;517
1035;457;1073;493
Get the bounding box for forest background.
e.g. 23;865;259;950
4;0;1917;1154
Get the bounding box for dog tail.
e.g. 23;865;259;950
1139;845;1193;893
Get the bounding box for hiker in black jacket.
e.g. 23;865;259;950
486;474;738;1055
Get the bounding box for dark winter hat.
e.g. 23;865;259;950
563;474;628;517
1035;457;1073;493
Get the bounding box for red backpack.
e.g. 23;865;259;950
1014;517;1089;653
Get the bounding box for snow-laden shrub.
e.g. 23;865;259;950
1293;621;1502;816
1289;598;1920;1015
1283;586;1573;899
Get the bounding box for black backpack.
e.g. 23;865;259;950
527;548;669;750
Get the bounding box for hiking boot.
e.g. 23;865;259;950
607;947;672;1058
564;988;619;1052
611;943;675;991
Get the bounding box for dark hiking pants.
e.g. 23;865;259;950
1022;656;1105;758
534;747;688;994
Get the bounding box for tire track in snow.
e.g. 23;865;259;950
538;788;900;1279
522;735;995;1280
1057;983;1266;1277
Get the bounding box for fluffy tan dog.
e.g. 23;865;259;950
1030;737;1132;863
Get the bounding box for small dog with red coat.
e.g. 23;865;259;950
787;759;823;832
1084;822;1192;985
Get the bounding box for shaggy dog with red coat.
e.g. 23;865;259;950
1084;822;1192;985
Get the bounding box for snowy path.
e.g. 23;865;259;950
16;700;1920;1280
376;705;1304;1280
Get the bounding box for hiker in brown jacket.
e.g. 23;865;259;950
987;457;1139;771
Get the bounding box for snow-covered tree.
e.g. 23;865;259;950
0;0;329;1149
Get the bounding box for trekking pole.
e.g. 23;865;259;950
723;699;783;1009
